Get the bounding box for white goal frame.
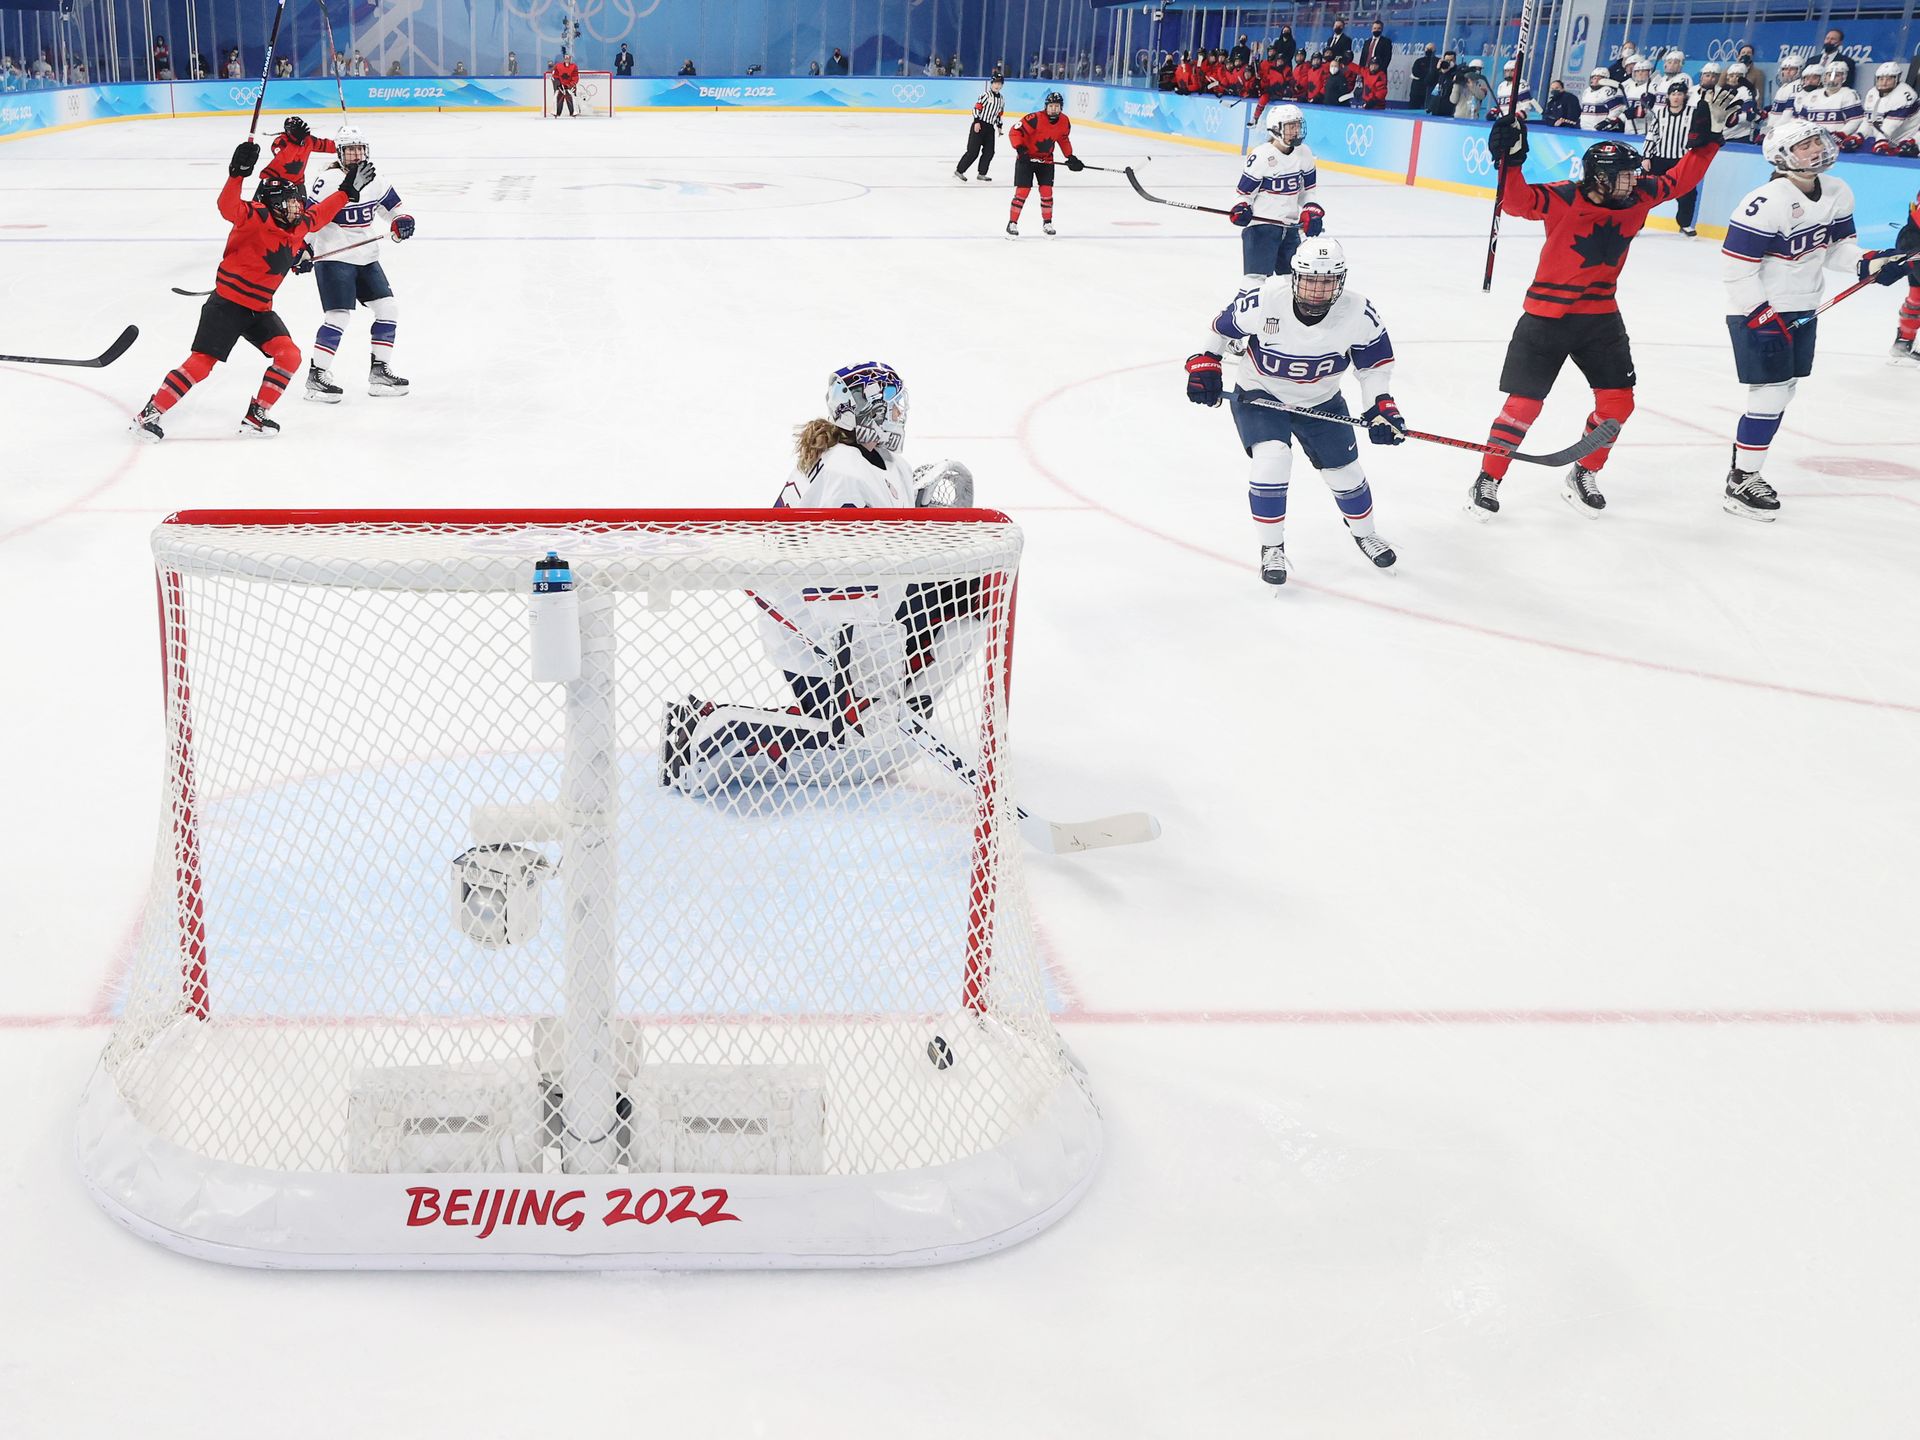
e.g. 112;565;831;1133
543;68;615;117
77;508;1100;1269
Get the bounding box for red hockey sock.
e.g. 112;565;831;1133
1481;394;1543;480
150;351;216;414
1039;185;1054;221
1899;283;1920;344
1581;387;1636;472
254;336;301;410
1009;187;1029;224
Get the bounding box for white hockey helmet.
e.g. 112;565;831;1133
1777;55;1802;74
1266;102;1306;145
1633;59;1653;74
1876;60;1903;87
824;360;910;455
1700;60;1722;75
1287;237;1348;320
1590;67;1611;82
335;122;369;165
1663;50;1686;67
1762;117;1839;174
1824;59;1849;83
1726;62;1748;78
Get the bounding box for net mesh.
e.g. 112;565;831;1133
104;512;1079;1182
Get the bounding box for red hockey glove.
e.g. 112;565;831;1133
1299;202;1326;237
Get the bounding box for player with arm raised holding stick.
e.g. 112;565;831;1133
1467;88;1730;519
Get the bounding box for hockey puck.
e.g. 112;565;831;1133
927;1035;955;1070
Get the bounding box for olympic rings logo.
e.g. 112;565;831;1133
892;83;926;102
1201;104;1223;132
229;84;261;104
1705;37;1740;63
1462;136;1495;175
1344;123;1374;154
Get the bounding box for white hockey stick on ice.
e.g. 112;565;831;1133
747;591;1160;856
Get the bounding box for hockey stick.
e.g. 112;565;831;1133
1481;0;1540;292
1241;393;1620;468
314;0;349;112
1791;253;1917;328
745;591;1160;856
0;324;138;369
1121;165;1295;226
170;236;382;295
246;0;291;140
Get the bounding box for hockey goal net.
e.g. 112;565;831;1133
78;509;1099;1269
544;68;615;116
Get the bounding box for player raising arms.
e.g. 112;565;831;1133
1006;90;1083;238
1229;104;1325;281
258;114;336;187
1467;90;1731;519
662;363;985;792
1718;121;1914;519
301;124;415;401
1185;238;1404;585
130;138;372;441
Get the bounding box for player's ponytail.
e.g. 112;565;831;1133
794;418;846;472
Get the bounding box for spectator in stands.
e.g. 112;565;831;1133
1424;51;1457;115
452;60;468;77
190;51;208;79
1817;28;1854;88
274;56;293;77
1736;43;1764;95
1410;44;1437;104
1543;77;1580;125
1322;56;1354;106
349;51;371;77
1156;52;1177;91
678;59;696;76
1272;27;1297;70
152;35;171;81
1230;34;1251;68
223;49;243;79
1610;39;1639;83
828;47;850;76
807;60;821;76
387;60;403;76
950;55;964;76
1357;57;1388;109
1360;20;1392;74
69;59;88;83
614;44;633;77
506;51;519;74
1325;19;1353;65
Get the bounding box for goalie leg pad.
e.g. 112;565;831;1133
673;704;839;793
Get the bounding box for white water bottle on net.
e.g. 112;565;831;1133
78;508;1101;1268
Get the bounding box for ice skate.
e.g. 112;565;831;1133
130;401;164;443
1891;337;1918;367
952;170;968;183
238;401;280;437
1005;221;1019;239
1043;221;1057;236
304;362;344;404
1352;533;1397;570
368;357;410;397
1258;542;1289;586
1467;471;1501;520
1561;464;1606;517
1723;467;1780;522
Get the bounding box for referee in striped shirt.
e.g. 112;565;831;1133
954;75;1006;181
1644;78;1702;234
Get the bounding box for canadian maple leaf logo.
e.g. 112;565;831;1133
1570;219;1632;270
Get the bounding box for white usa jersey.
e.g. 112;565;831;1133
1235;141;1317;224
1494;80;1538;116
763;441;917;675
1580;83;1626;127
1795;86;1863;137
1864;83;1919;146
1209;283;1395;409
1721;174;1860;315
306;165;405;266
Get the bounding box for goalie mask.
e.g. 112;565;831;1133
825;361;910;455
1287;237;1348;321
1762;117;1839;175
335;123;370;167
1266;103;1306;149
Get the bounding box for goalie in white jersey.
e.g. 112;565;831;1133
663;362;987;792
1719;120;1914;519
300;123;414;401
1185;238;1403;585
1229;104;1325;281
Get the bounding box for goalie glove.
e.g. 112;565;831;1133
911;459;975;509
1185;352;1224;407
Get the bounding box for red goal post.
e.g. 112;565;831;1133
543;68;615;116
79;507;1098;1271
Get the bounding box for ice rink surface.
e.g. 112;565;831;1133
2;107;1918;1437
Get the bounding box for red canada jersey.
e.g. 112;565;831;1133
259;132;338;187
553;60;580;88
212;174;348;311
1010;111;1074;162
1501;144;1718;316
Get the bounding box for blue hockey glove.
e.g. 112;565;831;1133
391;213;416;241
1299;202;1326;237
1363;395;1406;445
1185;352;1224;407
1228;201;1254;227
